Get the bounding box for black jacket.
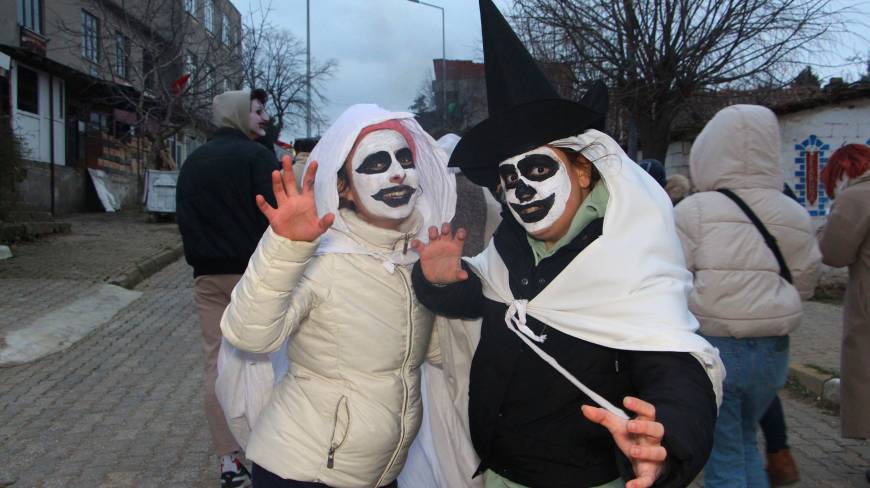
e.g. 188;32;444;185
412;215;717;488
176;128;279;277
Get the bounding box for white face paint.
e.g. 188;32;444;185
350;129;420;221
249;99;269;137
498;146;572;234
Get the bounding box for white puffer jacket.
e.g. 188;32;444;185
221;209;437;487
675;105;821;338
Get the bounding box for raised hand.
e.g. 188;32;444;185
410;223;469;285
582;397;667;488
256;156;334;242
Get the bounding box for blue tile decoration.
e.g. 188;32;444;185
793;134;829;216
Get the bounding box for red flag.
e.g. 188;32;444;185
170;73;191;95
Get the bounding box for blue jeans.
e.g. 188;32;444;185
703;335;789;488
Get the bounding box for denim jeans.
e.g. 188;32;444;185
703;335;790;488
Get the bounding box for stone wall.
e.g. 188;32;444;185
15;161;87;214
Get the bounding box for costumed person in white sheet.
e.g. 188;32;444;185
219;103;455;488
399;134;496;488
410;2;724;488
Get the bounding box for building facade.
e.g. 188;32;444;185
664;83;870;223
0;0;243;214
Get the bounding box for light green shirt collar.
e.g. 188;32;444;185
527;180;609;265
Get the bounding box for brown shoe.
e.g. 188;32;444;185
767;448;800;486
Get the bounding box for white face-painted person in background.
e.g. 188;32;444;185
249;98;269;138
346;130;420;224
499;146;573;235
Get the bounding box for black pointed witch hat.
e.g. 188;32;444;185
450;0;608;190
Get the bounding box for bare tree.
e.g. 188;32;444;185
54;0;243;169
242;2;335;143
512;0;848;161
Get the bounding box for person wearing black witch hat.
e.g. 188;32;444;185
409;1;723;488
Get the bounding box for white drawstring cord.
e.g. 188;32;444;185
505;300;629;420
505;300;547;342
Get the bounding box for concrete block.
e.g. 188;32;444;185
789;363;834;396
24;221;57;237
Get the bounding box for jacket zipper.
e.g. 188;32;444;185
373;268;414;486
326;395;350;469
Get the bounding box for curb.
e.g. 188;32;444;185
107;244;184;289
788;362;840;406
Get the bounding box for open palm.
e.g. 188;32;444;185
410;223;469;285
256;156;334;242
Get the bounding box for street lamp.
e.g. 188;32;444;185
306;0;312;137
407;0;447;128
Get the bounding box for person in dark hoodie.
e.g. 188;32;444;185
176;88;277;488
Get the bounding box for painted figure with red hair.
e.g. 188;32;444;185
818;143;870;480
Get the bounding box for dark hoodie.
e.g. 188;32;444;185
176;90;279;277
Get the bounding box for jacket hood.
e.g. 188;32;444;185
690;104;784;192
212;90;253;135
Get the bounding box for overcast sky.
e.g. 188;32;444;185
230;0;869;141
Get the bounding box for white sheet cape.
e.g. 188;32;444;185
464;130;724;418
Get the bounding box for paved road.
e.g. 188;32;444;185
0;259;867;487
0;212;180;339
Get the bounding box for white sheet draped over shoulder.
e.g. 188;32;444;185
465;129;724;416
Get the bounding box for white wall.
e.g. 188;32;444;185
778;98;870;218
665;97;870;221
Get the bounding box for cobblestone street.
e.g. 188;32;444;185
0;258;866;487
0;260;212;488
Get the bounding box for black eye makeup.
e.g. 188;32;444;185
499;164;520;189
395;147;414;169
517;154;559;181
356;151;392;174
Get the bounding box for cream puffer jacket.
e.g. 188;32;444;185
675;104;821;338
221;209;437;488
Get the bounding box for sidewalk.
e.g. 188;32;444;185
0;212;183;366
790;300;845;404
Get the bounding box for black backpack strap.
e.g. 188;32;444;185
716;189;793;284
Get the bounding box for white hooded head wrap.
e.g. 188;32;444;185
307;104;456;265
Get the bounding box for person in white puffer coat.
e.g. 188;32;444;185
674;104;821;488
220;104;456;488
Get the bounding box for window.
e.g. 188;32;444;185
17;65;39;114
114;32;130;79
183;0;196;15
204;0;214;33
81;10;100;62
142;50;155;91
206;65;215;97
185;50;197;76
17;0;42;34
56;80;64;119
222;13;232;45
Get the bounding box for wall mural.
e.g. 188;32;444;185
793;134;830;217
